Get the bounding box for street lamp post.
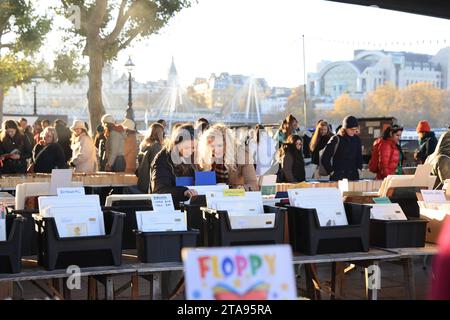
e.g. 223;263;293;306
31;76;43;116
125;56;135;121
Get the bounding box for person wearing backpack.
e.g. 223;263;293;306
369;125;404;180
320;116;362;181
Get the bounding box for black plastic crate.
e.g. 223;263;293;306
35;210;125;270
370;218;427;248
287;203;370;255
8;209;39;256
135;229;199;263
200;205;286;247
180;195;207;246
0;215;24;274
103;199;153;250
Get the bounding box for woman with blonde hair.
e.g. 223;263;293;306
197;124;258;191
32;126;68;173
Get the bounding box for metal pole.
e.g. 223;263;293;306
302;34;307;127
128;71;133;108
33;84;37;115
126;71;135;121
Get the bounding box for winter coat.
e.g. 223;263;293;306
137;142;162;193
0;134;32;174
279;144;306;183
425;130;450;189
33;143;68;173
71;132;98;173
321;134;363;181
150;149;196;207
311;133;333;166
124;132;137;174
377;139;401;179
416;131;438;163
104;126;126;171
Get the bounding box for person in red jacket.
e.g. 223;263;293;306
376;125;404;179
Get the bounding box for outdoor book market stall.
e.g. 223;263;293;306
1;165;449;300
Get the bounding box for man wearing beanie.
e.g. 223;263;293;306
321;115;363;181
414;120;438;164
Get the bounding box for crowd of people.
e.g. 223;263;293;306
0;113;449;202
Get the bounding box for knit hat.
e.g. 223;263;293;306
101;114;115;124
416;120;431;133
342;116;358;129
70;120;87;131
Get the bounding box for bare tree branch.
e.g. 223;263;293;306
103;0;130;45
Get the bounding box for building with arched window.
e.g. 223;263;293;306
307;47;450;100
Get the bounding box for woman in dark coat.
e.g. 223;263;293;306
33;127;69;173
0;120;32;174
54;119;73;162
277;135;306;183
321;116;363;181
137;123;165;193
150;123;198;206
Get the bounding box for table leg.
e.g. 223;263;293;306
305;264;321;300
152;272;162;300
88;276;98;300
105;276;114;300
402;258;416;300
0;282;13;299
331;262;345;300
365;261;380;300
131;274;140;300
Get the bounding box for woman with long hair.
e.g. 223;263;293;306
137;122;165;193
69;120;98;173
0;120;32;174
122;119;138;174
150;123;198;205
32;127;68;173
277;134;306;183
310;120;333;177
277;114;300;146
197;124;258;191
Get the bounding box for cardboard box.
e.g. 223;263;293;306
420;207;450;244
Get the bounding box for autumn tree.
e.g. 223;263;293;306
364;82;398;117
0;0;51;123
332;92;362;120
58;0;192;129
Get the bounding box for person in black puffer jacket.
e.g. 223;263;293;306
150;123;199;207
54;119;73;162
0;120;32;174
414;120;438;164
321;116;363;181
277;135;306;183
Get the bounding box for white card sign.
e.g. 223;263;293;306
57;187;85;197
150;194;174;212
288;188;348;226
50;169;73;195
370;203;408;221
421;190;447;204
183;245;296;300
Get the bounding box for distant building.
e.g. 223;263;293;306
307;47;450;99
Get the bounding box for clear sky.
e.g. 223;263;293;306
39;0;450;88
